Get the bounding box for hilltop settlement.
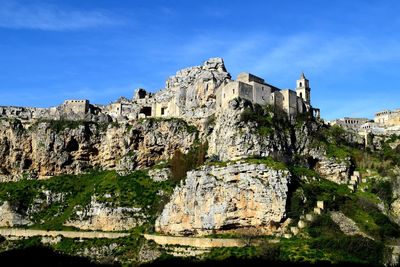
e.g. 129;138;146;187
0;58;399;266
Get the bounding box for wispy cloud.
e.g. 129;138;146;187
0;1;121;31
173;32;400;75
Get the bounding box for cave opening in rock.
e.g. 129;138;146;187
307;157;319;169
66;138;79;152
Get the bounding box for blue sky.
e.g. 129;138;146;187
0;0;399;120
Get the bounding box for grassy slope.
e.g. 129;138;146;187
0;170;176;230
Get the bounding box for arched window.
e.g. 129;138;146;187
300;92;303;98
299;82;302;87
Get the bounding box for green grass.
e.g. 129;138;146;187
341;196;400;240
0;170;175;230
204;246;259;261
289;166;319;178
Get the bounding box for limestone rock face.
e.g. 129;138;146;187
330;211;371;238
160;57;231;119
155;162;290;236
0;201;30;227
65;196;146;231
148;168;171;182
0;118;196;181
314;156;351;184
392;200;400;225
207;98;321;162
390;169;400;224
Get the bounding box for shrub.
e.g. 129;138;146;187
370;180;393;206
341;196;400;240
258;242;281;262
307;213;341;238
239;104;274;137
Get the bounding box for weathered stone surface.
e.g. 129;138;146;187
0;118;196;181
65;196;146;231
156;57;231;120
330;211;372;239
138;243;162;263
155;162;290;236
148;168;171;182
207;97;324;163
314;156;351;184
0;201;30;227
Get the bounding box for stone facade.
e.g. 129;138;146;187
62;100;89;114
375;109;400;126
216;71;316;119
330;108;400;137
329;117;370;131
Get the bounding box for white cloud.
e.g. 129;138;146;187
170;32;400;77
0;1;121;31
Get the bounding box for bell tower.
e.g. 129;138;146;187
296;72;311;103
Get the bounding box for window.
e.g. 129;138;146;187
300;92;303;98
223;93;225;98
161;107;166;115
299;82;302;87
233;89;235;94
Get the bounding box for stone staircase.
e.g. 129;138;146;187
347;170;370;192
347;171;361;192
284;170;372;238
284;200;325;238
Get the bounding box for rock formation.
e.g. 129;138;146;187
156;162;290;236
0;118;196;181
65;196;146;231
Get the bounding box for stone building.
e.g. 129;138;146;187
62;100;89;114
375;109;400;126
216;71;318;119
329;117;370;131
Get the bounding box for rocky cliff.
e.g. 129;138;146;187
160;57;231;119
0;118;197;182
156;162;290;236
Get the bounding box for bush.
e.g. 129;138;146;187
307;214;341;238
258;242;281;262
239;104;274;137
370;180;393;206
341;196;400;240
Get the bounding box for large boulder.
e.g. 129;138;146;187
155;162;291;236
